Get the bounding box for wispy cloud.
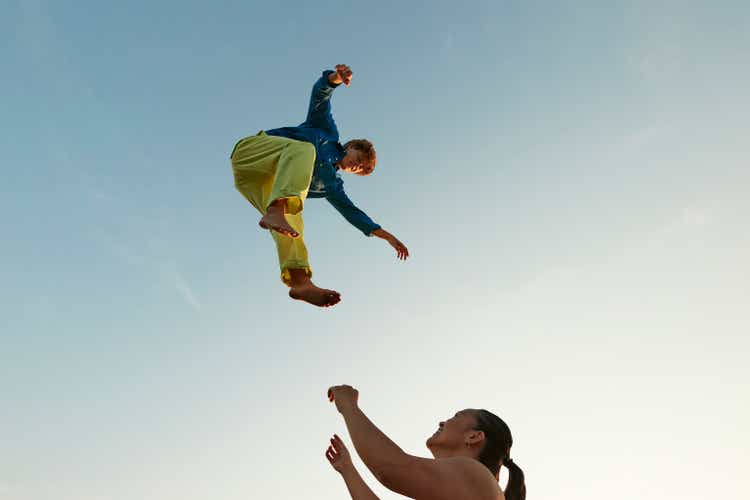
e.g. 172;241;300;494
97;233;201;312
172;269;201;311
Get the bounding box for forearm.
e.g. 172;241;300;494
341;407;410;479
339;465;380;500
371;228;391;240
305;71;338;128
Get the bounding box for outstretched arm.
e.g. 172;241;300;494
303;64;353;134
328;386;487;500
326;434;381;500
372;228;409;260
326;191;410;261
326;189;382;236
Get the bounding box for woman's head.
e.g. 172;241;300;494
339;139;376;175
426;409;526;500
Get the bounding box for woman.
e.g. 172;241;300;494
325;385;526;500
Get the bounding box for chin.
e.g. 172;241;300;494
426;434;442;449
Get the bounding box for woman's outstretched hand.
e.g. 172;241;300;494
325;434;353;473
329;64;353;86
328;384;360;414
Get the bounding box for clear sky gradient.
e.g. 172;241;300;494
2;1;749;499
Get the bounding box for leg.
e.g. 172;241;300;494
259;198;298;237
258;139;316;237
288;269;341;307
271;210;340;307
231;133;340;306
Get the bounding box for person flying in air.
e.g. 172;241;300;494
230;64;408;307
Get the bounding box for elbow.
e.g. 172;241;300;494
372;468;397;490
369;458;411;491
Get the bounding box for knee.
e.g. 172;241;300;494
289;142;316;164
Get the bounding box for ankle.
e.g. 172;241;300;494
267;198;287;214
288;268;312;287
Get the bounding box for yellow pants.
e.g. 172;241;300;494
231;131;315;285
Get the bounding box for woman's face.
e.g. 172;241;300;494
425;409;478;454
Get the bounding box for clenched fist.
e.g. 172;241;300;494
328;64;353;86
328;384;359;414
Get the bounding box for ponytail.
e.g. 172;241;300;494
473;410;527;500
503;458;526;500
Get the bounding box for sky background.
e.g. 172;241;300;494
2;1;749;499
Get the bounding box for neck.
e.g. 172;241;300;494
430;445;479;461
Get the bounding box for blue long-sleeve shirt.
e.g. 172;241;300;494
265;70;381;236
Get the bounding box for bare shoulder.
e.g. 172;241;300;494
422;456;503;500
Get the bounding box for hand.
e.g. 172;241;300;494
325;434;353;473
388;236;409;260
328;384;359;414
329;64;353;86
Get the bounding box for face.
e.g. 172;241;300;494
338;148;369;176
426;409;480;455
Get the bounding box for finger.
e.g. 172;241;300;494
334;434;346;450
331;436;344;452
328;387;334;401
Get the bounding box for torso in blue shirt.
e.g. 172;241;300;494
264;70;380;236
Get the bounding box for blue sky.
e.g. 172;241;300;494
2;1;749;499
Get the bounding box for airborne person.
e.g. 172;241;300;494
230;64;408;307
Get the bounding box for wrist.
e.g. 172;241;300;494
340;403;361;418
328;71;341;86
338;462;357;477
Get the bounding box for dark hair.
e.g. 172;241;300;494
473;410;526;500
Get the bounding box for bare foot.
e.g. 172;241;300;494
259;209;299;238
289;282;341;308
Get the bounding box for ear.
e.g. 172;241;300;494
466;430;485;446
